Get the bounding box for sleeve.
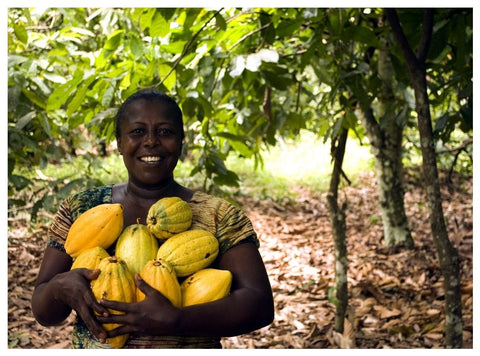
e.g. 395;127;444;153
215;200;260;255
46;196;74;252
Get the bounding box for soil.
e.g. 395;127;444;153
7;171;473;349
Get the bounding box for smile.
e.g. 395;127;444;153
139;156;163;163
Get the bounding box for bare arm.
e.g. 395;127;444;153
98;242;274;338
31;246;110;342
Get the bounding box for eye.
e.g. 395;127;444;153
130;128;145;135
157;128;174;136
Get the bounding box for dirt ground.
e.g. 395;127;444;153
7;171;473;349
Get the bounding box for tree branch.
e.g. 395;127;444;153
227;22;272;52
384;9;422;74
157;8;223;88
417;9;434;63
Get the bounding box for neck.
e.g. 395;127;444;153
125;177;181;203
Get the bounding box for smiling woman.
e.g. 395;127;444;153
114;93;185;210
31;89;274;349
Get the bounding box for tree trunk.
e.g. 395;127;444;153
385;8;463;348
326;128;349;334
359;107;413;248
358;39;413;248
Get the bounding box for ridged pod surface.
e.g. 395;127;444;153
65;203;124;258
146;197;192;240
91;256;136;349
115;223;159;275
71;246;109;270
137;259;181;307
181;268;232;307
156;229;219;277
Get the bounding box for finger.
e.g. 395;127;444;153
134;273;156;296
81;286;110;317
75;306;108;343
103;323;133;339
97;312;129;326
98;299;134;313
86;268;101;280
75;267;100;281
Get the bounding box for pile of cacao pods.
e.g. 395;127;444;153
65;197;232;348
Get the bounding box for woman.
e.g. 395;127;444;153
31;89;274;348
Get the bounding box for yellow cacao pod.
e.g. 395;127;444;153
71;246;109;270
137;259;182;307
65;203;124;258
156;229;219;277
181;268;232;307
91;256;136;349
115;222;159;275
146;197;192;240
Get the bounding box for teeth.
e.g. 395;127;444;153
140;156;162;162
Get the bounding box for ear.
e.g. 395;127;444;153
116;137;123;155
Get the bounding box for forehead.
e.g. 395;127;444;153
124;99;174;119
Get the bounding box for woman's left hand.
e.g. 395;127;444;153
96;274;181;338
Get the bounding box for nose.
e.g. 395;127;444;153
144;130;159;147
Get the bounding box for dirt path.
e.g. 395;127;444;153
7;172;473;348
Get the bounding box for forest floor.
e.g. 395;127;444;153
7;170;473;349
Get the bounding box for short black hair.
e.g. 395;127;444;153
115;89;184;139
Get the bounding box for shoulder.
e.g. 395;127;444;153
69;185;113;220
189;191;240;215
189;190;254;231
189;190;224;205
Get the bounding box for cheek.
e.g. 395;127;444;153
164;138;183;154
117;137;138;154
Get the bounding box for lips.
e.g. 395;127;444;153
139;155;163;163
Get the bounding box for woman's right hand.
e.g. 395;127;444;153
50;268;110;342
32;246;110;343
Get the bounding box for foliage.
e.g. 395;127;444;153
8;8;472;218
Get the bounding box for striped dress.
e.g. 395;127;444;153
47;185;259;349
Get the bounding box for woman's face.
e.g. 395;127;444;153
116;99;183;188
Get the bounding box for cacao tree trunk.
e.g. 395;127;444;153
386;8;463;348
358;39;413;248
359;107;413;248
326;128;349;334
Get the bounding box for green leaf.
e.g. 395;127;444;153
138;8;156;31
262;64;294;90
47;70;83;111
10;174;32;190
119;71;131;90
15;111;36;130
38;113;52;139
213;169;240;187
21;88;46;109
66;75;96;117
207;153;228;176
150;11;169;38
215;12;227;31
342;26;379;47
13;23;28;44
162;40;188;54
101;82;115;107
275;18;304;38
104;29;124;51
260;12;275;45
129;34;144;59
216;132;253;158
57;178;86;197
8;54;28;67
159;64;175;91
